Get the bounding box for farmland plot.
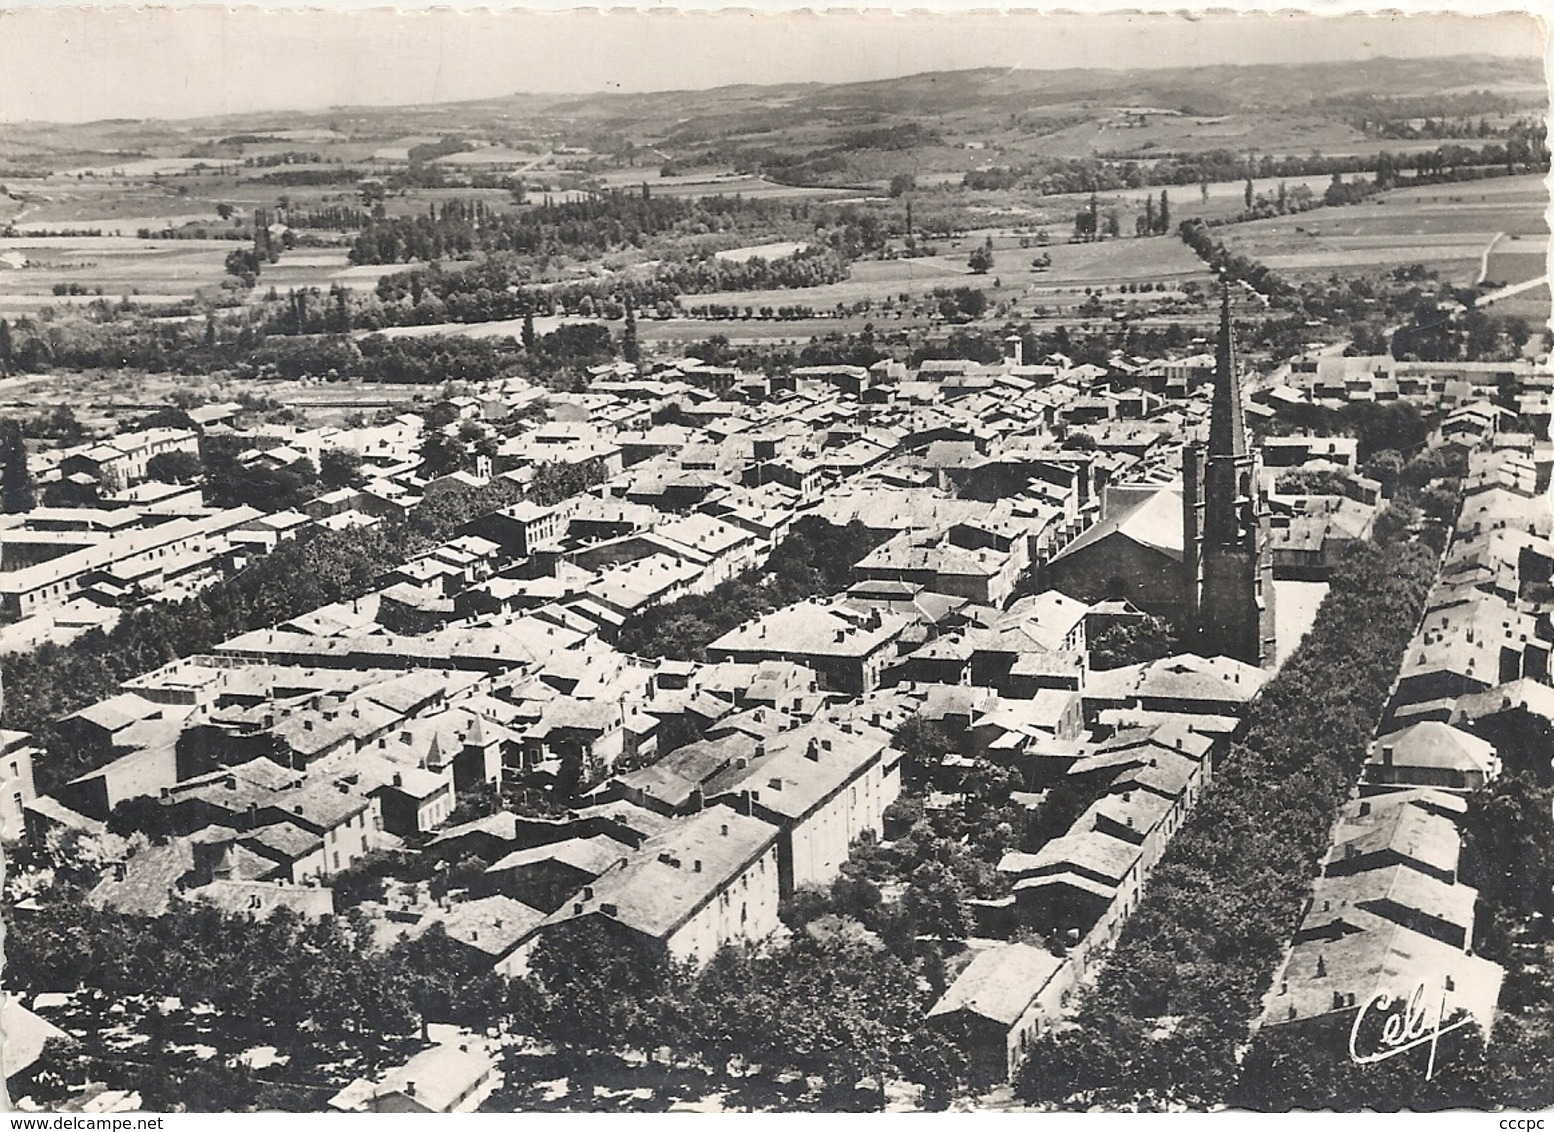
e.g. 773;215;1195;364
0;236;235;311
1215;173;1546;285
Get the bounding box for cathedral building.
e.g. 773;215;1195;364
1045;283;1277;669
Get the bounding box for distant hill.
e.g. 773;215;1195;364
0;54;1542;181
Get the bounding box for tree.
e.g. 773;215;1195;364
902;861;970;943
888;172;916;198
418;428;469;478
967;239;994;275
319;447;366;489
892;715;953;787
224;248;262;283
1089;615;1178;669
0;318;12;376
0;419;36;513
145;449;203;484
1362;448;1405;495
1157;190;1170;234
1244;174;1254;209
528;919;690;1061
521;307;536;352
527;458;606;507
622;301;640;365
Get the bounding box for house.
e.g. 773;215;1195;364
854;527;1025;607
432;895;548;977
59;428;199;490
370;763;455;837
1449;678;1554;778
464;501;564;558
707;601;911;697
1264;914;1504;1037
701;718;900;896
484;835;635;911
926;943;1073;1084
1365;722;1501;793
536;807;782;967
1083;653;1267;720
330;1036;499;1113
2;997;73;1086
1326;799;1461;885
0;729;41;843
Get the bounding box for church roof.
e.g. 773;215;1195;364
1049;486;1183;565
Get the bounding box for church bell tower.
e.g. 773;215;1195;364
1182;282;1277;668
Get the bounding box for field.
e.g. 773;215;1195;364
1481;233;1547;286
591;167;845;201
0;235;237;307
1214;173;1547;286
0;366;428;429
0;235;406;316
685;230;1212;317
715;241;811;262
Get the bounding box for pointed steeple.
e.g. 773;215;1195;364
1208;279;1248;460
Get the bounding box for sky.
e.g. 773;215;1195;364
0;4;1544;124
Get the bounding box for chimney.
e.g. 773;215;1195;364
405;1082;416;1098
1381;745;1394;768
806;739;820;762
1359;800;1371;817
720;823;729;836
392;772;403;788
768;777;783;792
224;774;238;791
693;859;702;873
601;902;618;917
583;885;594;899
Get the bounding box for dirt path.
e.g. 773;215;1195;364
1478;272;1550;307
1476;231;1505;285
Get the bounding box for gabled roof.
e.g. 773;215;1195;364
543;808;779;942
1370;722;1498;775
1049;486;1183;565
927;943;1065;1027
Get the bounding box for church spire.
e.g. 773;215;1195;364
1208;279;1248;460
